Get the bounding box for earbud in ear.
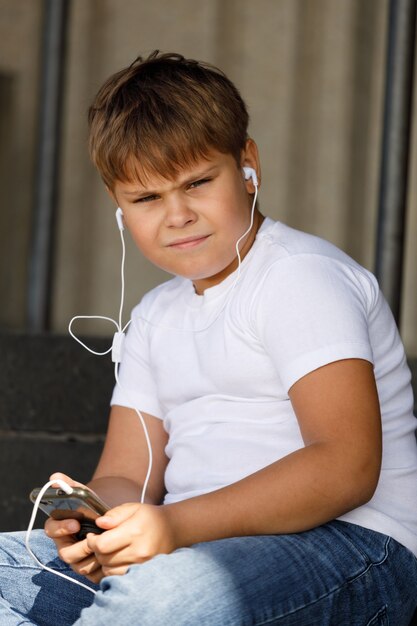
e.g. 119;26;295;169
115;207;124;231
242;166;258;187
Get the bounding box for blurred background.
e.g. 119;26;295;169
0;0;416;529
1;0;416;352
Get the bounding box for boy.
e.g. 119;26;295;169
1;51;417;625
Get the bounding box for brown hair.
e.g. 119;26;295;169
88;51;249;189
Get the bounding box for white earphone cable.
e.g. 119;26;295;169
68;226;131;356
25;170;257;593
25;480;97;595
113;361;153;505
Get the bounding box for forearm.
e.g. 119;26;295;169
164;442;379;547
87;475;155;507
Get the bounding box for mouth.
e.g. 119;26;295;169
167;235;210;250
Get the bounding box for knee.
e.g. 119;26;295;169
84;548;243;626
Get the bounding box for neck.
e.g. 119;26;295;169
193;210;265;295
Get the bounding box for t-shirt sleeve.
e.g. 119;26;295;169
251;254;375;392
110;302;163;419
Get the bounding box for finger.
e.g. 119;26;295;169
73;555;102;578
102;564;130;577
45;517;80;539
58;538;94;565
95;515;119;530
49;472;83;488
85;532;99;552
95;503;139;530
87;526;131;556
91;546;128;567
84;568;104;584
91;543;150;568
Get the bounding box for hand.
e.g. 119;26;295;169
86;502;177;577
44;472;103;583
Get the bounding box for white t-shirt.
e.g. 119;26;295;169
111;217;417;556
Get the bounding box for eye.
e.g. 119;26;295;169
188;177;211;190
133;194;159;204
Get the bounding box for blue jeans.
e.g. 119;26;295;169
0;521;416;625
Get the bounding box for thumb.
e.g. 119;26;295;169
95;503;139;529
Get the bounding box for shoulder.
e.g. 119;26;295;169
245;219;379;391
249;219;379;309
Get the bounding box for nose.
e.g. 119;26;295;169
164;195;197;228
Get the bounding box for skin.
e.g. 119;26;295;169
109;138;263;294
45;139;382;583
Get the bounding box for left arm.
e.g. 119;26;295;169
164;358;382;541
87;358;382;576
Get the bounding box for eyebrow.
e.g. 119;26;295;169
119;165;218;197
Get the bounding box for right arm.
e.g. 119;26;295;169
45;405;169;582
88;404;169;506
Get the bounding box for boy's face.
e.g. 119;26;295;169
110;140;262;294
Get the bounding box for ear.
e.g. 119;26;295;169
240;138;261;191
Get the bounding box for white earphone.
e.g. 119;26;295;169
116;207;124;231
242;166;258;187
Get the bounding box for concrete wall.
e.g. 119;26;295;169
0;0;42;328
0;0;416;354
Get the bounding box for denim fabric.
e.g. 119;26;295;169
0;521;416;625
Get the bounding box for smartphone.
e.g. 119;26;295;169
30;486;110;540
